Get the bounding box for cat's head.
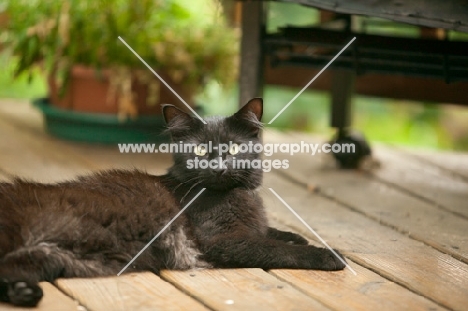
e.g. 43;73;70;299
162;98;263;191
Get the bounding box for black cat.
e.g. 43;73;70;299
0;98;345;307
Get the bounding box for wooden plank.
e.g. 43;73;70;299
267;219;446;311
161;268;329;311
270;264;447;311
372;144;468;218
56;272;208;311
261;165;468;310
59;143;173;176
303;169;468;265
0;282;79;311
0;117;91;182
0;99;172;176
271;130;468;264
400;148;468;180
265;63;468;106
282;0;468;32
0;101;95;181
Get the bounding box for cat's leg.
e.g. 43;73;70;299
202;237;345;271
0;222;43;307
0;242;115;307
0;243;65;306
0;226;19;258
266;227;308;245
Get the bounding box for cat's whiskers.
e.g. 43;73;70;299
173;176;201;193
180;181;202;204
232;172;256;188
255;184;270;198
233;175;248;186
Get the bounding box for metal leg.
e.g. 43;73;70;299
238;1;264;107
331;69;354;129
330;69;371;168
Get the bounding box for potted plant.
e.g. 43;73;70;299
2;0;238;143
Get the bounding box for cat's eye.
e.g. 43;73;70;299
229;143;239;155
194;145;207;156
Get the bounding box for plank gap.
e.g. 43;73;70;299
263;170;468;310
267;213;453;311
272;168;468;265
368;172;468;221
267;130;468;264
347;256;453;311
161;269;330;311
391;145;468;182
55;272;209;311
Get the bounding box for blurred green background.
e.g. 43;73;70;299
1;0;467;151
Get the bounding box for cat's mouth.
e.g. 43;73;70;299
199;169;260;191
203;171;233;190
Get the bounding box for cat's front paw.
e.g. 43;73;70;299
6;281;43;307
319;249;347;271
285;233;309;245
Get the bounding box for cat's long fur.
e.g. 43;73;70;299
0;98;345;307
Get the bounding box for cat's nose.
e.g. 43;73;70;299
213;168;227;176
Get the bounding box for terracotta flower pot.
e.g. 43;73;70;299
47;65;194;115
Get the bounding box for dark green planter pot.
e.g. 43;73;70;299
33;98;170;144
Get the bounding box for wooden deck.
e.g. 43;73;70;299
0;99;467;311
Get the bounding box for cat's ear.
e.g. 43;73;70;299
162;104;192;125
235;98;263;122
162;104;196;137
231;98;263;136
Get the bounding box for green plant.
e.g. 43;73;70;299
2;0;238;117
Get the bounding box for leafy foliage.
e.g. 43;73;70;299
2;0;238;106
